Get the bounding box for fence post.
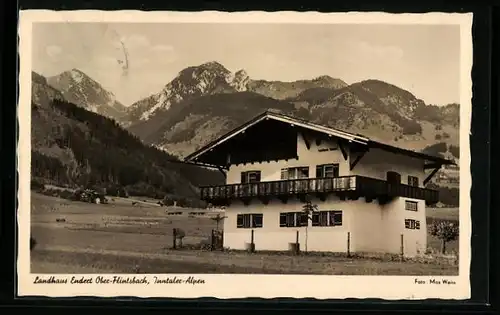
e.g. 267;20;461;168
250;229;255;253
295;230;300;255
347;232;351;257
400;234;404;261
172;228;177;250
210;229;214;251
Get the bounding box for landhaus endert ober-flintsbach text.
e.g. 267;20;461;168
184;110;455;257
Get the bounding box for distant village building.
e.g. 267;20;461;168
185;111;454;257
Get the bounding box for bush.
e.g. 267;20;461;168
429;221;459;254
31;179;45;192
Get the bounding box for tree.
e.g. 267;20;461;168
301;194;318;253
211;213;227;231
429;221;459;254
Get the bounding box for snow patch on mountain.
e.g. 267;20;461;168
140;91;171;120
70;69;84;84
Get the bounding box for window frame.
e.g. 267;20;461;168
404;218;420;230
280;166;310;180
407;175;419;187
405;200;418;212
237;213;264;229
311;210;343;227
279;212;309;228
316;163;340;178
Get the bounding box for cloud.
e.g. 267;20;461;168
151;44;174;52
45;45;62;59
121;34;150;48
350;41;404;61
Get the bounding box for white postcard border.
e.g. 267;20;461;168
17;10;473;300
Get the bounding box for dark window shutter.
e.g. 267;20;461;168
253;214;263;228
311;213;320;226
316;165;323;178
332;211;343;226
333;164;340;177
241;172;247;184
279;213;287;227
255;171;261;182
237;214;244;228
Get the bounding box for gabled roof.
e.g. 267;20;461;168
184;110;455;166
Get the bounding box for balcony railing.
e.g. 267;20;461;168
200;176;439;205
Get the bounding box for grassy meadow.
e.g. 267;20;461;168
29;192;459;275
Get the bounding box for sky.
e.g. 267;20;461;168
32;22;461;106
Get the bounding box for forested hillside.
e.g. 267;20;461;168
31;96;224;202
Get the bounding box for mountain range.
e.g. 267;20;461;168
31;71;224;203
121;61;460;159
32;62;460;190
46;69;128;121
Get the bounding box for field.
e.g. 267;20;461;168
30;192;459;275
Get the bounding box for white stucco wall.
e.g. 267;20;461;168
223;195;427;256
223;195;352;252
349;148;426;187
226;133;349;184
220;131;429;256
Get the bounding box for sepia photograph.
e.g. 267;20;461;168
17;10;472;299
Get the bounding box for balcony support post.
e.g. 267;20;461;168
423;166;441;186
350;148;369;171
338;140;348;161
217;166;227;178
300;131;311;150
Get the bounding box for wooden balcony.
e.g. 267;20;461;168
200;176;439;206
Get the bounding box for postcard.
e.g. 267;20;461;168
18;10;472;300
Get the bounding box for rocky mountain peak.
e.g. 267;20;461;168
131;61;241;121
228;69;250;92
47;69;126;121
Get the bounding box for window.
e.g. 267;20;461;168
316;164;339;178
237;213;263;228
404;219;420;230
279;212;308;227
241;171;261;184
280;167;309;180
407;176;419;187
311;210;343;227
405;200;418;212
387;171;401;184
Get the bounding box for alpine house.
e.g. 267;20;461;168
184;111;455;257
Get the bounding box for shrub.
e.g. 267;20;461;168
31;179;45;192
429;221;459;254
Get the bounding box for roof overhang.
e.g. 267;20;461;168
184;111;455;167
